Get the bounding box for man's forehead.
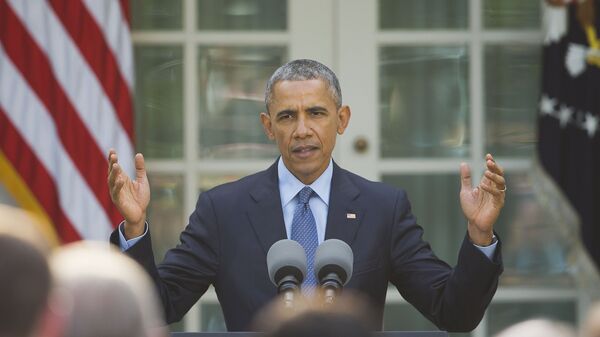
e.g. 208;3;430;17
272;78;328;92
271;79;335;104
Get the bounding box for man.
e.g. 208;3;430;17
494;319;576;337
0;205;54;337
108;59;505;331
0;234;50;337
582;301;600;337
50;242;168;337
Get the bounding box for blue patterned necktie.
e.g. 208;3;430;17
291;186;319;291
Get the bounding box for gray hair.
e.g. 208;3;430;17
51;242;167;337
494;319;576;337
265;59;342;112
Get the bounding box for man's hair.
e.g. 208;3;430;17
265;311;370;337
0;235;50;337
51;242;166;337
264;59;342;112
494;319;576;337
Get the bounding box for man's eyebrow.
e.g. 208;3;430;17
306;106;328;113
275;108;296;117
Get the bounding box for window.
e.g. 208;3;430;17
132;0;591;334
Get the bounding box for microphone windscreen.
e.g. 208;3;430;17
267;239;307;286
314;239;353;285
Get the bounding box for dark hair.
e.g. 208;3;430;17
265;59;342;112
265;311;371;337
0;235;50;337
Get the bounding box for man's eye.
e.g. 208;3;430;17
311;110;324;116
278;114;292;120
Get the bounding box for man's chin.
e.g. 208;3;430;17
287;162;328;184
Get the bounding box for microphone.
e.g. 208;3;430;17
267;239;307;308
314;239;353;304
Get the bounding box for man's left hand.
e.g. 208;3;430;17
460;153;506;246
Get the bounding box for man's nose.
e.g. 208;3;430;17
294;115;312;138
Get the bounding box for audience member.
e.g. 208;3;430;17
0;204;50;253
582;302;600;337
494;318;575;337
255;291;373;337
0;234;51;337
49;242;168;337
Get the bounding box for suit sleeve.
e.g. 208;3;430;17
388;189;503;332
110;191;220;324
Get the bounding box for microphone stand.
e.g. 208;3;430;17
320;272;343;305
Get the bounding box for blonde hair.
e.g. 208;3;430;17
50;242;167;337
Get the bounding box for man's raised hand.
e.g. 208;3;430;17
459;154;506;246
107;149;150;239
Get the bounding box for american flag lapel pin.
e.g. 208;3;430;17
346;213;356;219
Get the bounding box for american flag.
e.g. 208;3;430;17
0;0;134;244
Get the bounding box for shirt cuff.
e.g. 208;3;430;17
118;221;148;251
472;236;498;261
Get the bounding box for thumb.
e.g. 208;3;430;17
134;153;146;181
460;162;472;192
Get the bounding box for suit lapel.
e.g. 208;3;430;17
324;162;364;245
247;160;287;254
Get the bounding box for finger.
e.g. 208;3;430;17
108;148;116;162
460;162;472;191
486;158;504;176
108;150;118;175
111;176;125;201
134;153;146;180
479;182;504;197
108;162;120;188
484;170;506;187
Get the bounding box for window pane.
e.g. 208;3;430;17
483;0;541;29
198;174;245;194
384;303;469;337
487;301;576;336
379;0;468;29
201;302;227;331
485;44;541;157
197;0;286;31
494;172;573;286
382;174;465;265
380;46;470;158
135;46;184;158
197;46;286;159
131;0;183;30
146;174;184;264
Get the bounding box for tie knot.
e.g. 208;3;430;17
297;186;314;205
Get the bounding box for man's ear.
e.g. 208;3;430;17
35;295;67;337
337;105;351;135
260;112;275;140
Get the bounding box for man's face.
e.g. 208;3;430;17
260;79;351;184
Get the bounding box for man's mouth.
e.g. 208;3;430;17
291;145;319;158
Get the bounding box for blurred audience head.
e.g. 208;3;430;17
264;310;371;337
0;234;51;337
582;301;600;337
494;318;575;337
255;291;374;337
0;204;51;253
50;241;167;337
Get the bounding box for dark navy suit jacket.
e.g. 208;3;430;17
110;161;503;331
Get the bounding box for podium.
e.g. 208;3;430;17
172;332;448;337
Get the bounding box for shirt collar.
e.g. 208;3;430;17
278;157;333;207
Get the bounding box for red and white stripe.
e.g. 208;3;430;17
0;0;134;242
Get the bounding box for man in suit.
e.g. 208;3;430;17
108;59;505;332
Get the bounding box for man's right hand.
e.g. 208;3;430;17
107;149;150;239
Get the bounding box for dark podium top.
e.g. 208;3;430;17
172;332;447;337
